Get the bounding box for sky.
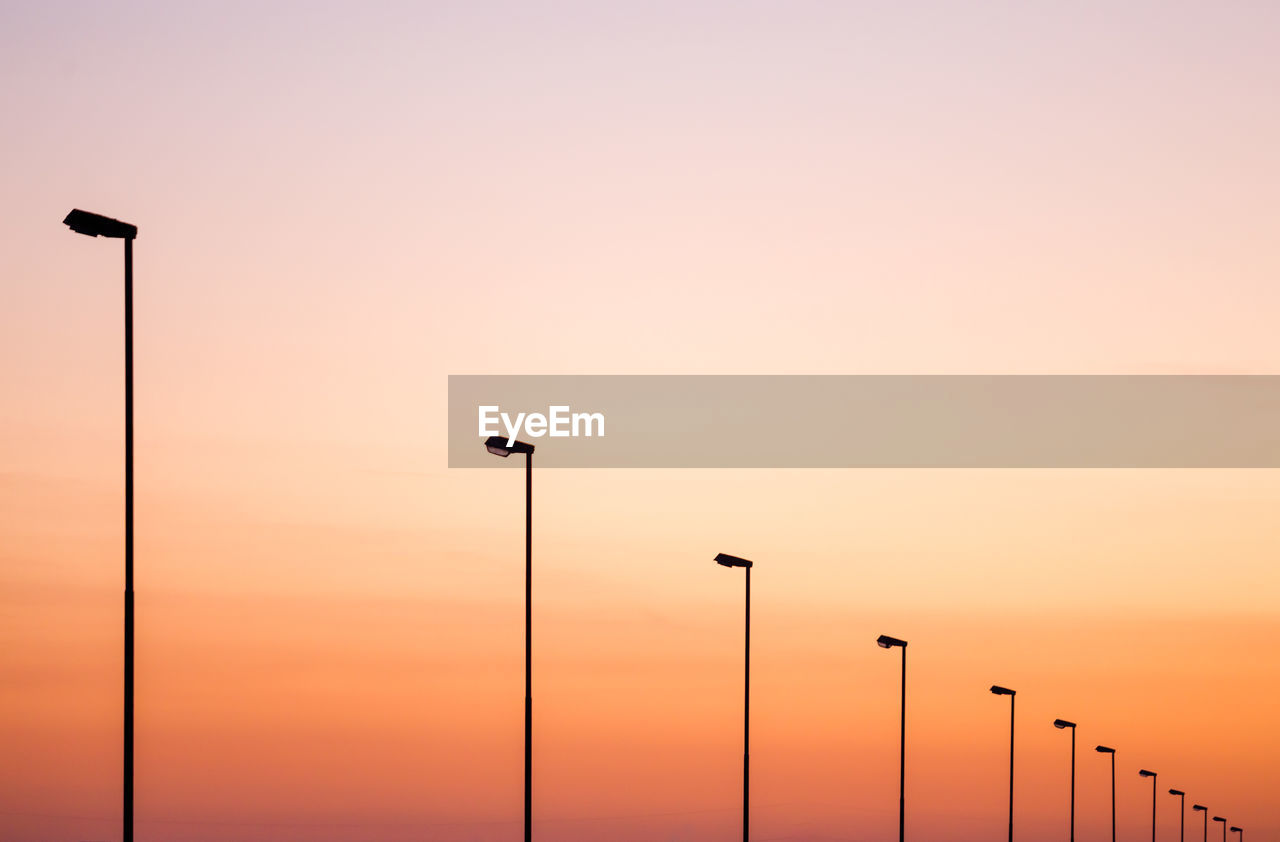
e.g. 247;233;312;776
2;1;1279;840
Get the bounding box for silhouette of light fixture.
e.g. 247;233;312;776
1097;746;1117;842
484;435;535;842
878;635;908;842
1213;817;1227;842
1229;827;1242;840
990;686;1016;842
1053;719;1077;842
64;208;137;239
1138;770;1158;842
715;552;754;842
63;208;137;842
1193;805;1208;842
485;435;535;457
1169;789;1186;842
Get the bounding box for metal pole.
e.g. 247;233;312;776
1008;694;1015;842
123;235;134;842
524;452;532;842
1110;754;1116;842
1152;775;1157;842
898;645;906;842
1069;727;1075;842
743;564;750;842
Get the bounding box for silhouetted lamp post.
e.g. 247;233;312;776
990;686;1016;842
1053;719;1077;842
1229;826;1242;840
1169;789;1186;842
877;635;908;842
1139;770;1158;842
1213;817;1227;841
716;552;754;842
484;435;536;842
1096;746;1117;842
1193;805;1208;842
63;208;138;842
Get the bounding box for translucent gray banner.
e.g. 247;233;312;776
448;376;1280;468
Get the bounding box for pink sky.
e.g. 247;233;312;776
2;2;1279;840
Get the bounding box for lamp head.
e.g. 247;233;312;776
989;685;1015;696
1230;828;1242;833
1193;805;1208;812
1095;745;1116;754
1169;789;1185;796
877;634;907;649
1139;769;1157;778
1213;817;1226;823
1053;718;1076;729
484;436;534;457
714;553;753;568
63;209;137;239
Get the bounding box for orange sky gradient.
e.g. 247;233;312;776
3;2;1280;840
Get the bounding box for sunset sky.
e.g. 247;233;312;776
3;2;1279;840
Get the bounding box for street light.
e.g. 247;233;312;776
1193;805;1208;842
877;635;908;842
64;208;138;239
1169;789;1186;842
716;552;754;842
1229;826;1242;840
990;686;1016;842
484;435;535;842
1213;817;1227;842
1139;770;1158;842
1053;719;1077;842
485;437;534;458
1096;746;1117;842
63;208;138;842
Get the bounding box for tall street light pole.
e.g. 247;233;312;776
1096;746;1117;842
990;686;1016;842
1169;789;1186;842
877;636;908;842
716;553;754;842
484;436;536;842
1229;826;1243;840
1053;720;1077;842
1193;805;1208;842
1139;770;1158;842
63;209;139;842
1213;817;1227;841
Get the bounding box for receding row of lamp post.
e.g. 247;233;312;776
481;432;1249;839
61;208;1251;842
1050;727;1241;842
484;434;1248;842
